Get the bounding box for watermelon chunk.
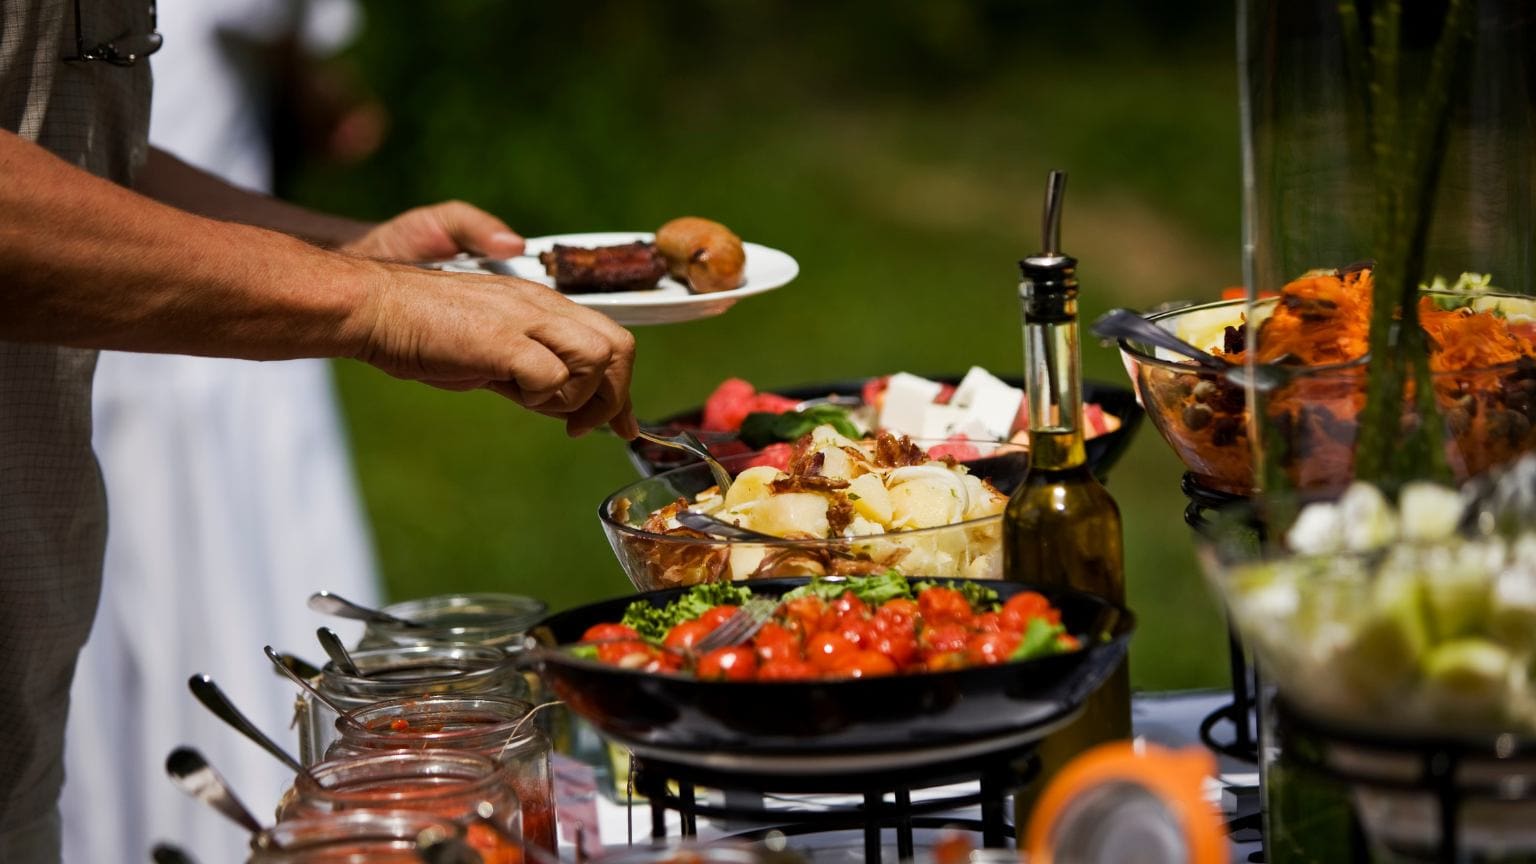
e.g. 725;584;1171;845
744;442;794;471
702;378;759;432
927;435;982;462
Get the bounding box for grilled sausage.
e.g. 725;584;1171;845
655;217;745;294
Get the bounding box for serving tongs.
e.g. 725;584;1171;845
1091;307;1297;391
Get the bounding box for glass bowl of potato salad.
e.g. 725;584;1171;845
599;426;1027;591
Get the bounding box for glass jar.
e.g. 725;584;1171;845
296;644;528;765
359;593;547;652
275;751;521;855
328;695;557;855
247;805;516;860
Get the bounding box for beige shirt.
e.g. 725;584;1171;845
0;0;151;850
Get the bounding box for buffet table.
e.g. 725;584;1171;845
556;689;1263;862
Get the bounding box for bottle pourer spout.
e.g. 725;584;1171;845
1041;169;1067;257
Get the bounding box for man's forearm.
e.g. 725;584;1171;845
137;146;374;250
1;130;377;359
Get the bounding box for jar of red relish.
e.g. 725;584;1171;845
327;695;557;855
249;810;464;863
296;643;528;765
273;751;522;861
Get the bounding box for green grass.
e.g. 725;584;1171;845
300;3;1239;691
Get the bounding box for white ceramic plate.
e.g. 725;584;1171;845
436;231;797;326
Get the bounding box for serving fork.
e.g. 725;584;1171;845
693;595;779;652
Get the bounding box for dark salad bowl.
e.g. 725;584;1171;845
532;577;1133;763
624;376;1144;481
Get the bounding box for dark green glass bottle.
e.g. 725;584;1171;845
1005;171;1131;822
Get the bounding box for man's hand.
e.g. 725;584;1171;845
344;201;637;438
343;201;526;262
354;263;639;439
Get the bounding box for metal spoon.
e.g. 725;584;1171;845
187;675;307;776
164;747;265;837
272;652;324;681
151;843;201;864
317;627;363;678
308;590;421;629
675;510;778;542
264;645;369;730
635;428;733;494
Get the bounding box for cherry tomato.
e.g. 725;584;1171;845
757;659;820;681
698;604;740;631
973;612;1004;634
877;597;919;620
663;619;715;652
830;590;870;619
581;622;640;643
925;652;968;673
869;633;919;667
1001;591;1060;630
829;650;898;678
596;640;660;668
918;586;975;627
696;646;758;681
639;650;685;673
805;632;857;670
836;612;874;649
782;596;831;635
753;622;802;664
965;631;1022;666
920;623;971;656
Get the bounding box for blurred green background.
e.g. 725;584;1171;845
284;1;1241;691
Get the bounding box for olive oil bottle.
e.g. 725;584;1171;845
1005;171;1131;818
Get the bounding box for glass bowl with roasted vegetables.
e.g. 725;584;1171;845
600;427;1027;591
1120;269;1536;496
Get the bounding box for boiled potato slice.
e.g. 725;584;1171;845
728;544;770;580
847;472;893;524
887;465;968;529
724;465;785;509
819;446;857;482
809;423;860;452
742;492;831;537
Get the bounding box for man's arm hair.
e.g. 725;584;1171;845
0;130;376;359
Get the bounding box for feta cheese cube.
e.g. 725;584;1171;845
950;366;1023;440
878;372;944;436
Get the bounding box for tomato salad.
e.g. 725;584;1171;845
571;573;1081;682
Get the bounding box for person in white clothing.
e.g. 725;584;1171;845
62;3;382;861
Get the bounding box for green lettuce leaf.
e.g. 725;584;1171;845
619;581;754;642
1009;617;1068;661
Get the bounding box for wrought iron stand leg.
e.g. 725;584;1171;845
895;789;914;861
1428;751;1458;864
631;759;668;841
1228;628;1257;755
679;782;697;838
864;792;884;864
981;766;1008;847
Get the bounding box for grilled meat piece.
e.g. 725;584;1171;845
539;241;667;294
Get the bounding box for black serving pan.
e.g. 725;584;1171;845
624;376;1143;481
534;577;1132;761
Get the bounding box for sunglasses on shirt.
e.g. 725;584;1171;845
63;0;162;66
